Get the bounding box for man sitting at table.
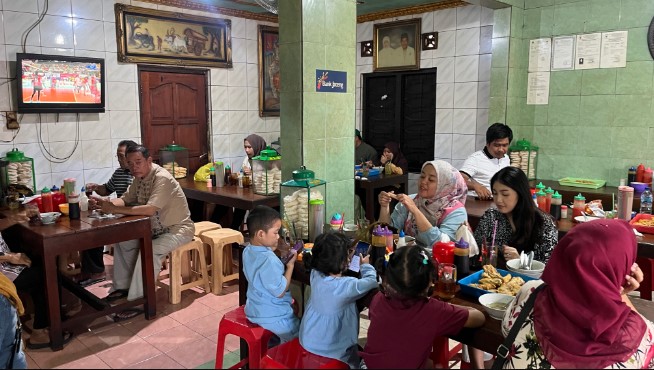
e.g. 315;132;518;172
94;145;194;320
459;123;512;200
355;129;378;165
76;140;137;287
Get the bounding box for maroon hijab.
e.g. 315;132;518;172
533;219;646;368
384;141;408;174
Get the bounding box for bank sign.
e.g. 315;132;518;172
316;70;347;93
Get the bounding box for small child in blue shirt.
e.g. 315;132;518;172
299;233;378;367
243;205;299;343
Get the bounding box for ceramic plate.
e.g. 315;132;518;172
574;215;602;223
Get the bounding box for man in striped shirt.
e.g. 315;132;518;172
74;140;137;286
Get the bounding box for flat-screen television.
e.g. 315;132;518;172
16;53;105;114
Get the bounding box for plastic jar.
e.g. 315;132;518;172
573;193;586;218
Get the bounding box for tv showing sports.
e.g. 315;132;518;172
16;53;105;114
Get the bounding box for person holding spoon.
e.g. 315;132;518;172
377;160;467;247
473;166;557;268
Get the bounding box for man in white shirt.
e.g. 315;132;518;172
459;123;513;200
393;33;415;66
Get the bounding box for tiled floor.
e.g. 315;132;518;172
22;253;464;369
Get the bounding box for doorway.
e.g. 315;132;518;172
138;66;209;175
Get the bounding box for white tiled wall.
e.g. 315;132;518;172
0;0;277;191
355;5;494;194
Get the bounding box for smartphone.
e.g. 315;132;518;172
281;240;304;264
348;255;361;273
354;241;370;257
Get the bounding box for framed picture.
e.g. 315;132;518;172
115;4;232;68
373;19;421;72
258;25;280;117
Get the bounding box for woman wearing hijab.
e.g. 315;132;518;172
241;134;267;176
500;219;654;369
377;160;467;246
378;141;408;175
473;166;558;267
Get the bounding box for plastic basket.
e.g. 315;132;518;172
558;177;606;189
458;268;537;298
630;213;654;234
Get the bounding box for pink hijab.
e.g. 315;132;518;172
404;160;467;233
533;219;646;368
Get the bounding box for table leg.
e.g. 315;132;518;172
43;251;63;350
139;234;156;319
366;188;375;221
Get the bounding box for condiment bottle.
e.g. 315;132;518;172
561;205;568;219
536;190;547;212
645;167;653;186
79;188;89;212
573;193;586;218
535;181;546;193
68;193;80;220
550;191;562;220
453;238;470;278
628;166;637;185
637;163;645;183
51;185;66;208
545;187;554;213
41;187;54;213
384;227;393;252
396;229;406;248
210;167;216;187
224;165;231;186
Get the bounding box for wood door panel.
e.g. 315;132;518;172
139;68;208;175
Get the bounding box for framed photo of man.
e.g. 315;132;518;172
373;19;421;72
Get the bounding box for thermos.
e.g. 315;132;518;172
617;186;634;220
453;238;470;278
68;193;80;220
308;199;325;242
215;162;225;187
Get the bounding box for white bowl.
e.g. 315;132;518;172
40;212;61;224
506;258;545;278
478;293;514;320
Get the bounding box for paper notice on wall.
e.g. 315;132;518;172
527;72;550;105
575;33;601;70
600;30;628;68
528;38;552;72
551;36;575;71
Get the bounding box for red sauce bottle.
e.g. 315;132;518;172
637;163;645;183
41;187;54;213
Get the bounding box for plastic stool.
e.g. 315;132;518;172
199;228;244;294
194;221;222;237
636;257;653;300
215;305;275;369
260;338;349;369
431;337;462;368
168;237;211;304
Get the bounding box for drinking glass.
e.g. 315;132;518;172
434;263;457;301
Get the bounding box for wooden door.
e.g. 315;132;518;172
138;67;209;174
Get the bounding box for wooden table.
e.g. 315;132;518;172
177;177;279;210
356;173;408;221
3;211;155;351
464;196;654;259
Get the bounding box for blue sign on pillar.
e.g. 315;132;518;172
315;70;347;93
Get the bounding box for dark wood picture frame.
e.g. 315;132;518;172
373;19;421;72
258;25;280;117
115;4;232;68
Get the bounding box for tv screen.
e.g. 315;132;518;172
16;53;105;114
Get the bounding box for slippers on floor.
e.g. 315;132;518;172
26;331;74;350
113;308;144;323
104;289;129;303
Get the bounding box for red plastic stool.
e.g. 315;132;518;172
215;305;275;369
260;338;349;369
431;336;463;368
636;257;653;300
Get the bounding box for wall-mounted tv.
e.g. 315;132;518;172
16;53;105;114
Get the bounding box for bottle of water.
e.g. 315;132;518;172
640;187;653;214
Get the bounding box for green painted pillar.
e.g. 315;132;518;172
279;0;356;223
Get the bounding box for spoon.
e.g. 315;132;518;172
527;251;534;270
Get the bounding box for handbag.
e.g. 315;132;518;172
491;283;546;370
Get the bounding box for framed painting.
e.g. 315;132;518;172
115;4;232;68
373;19;421;72
258;25;280;117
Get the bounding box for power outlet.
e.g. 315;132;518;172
6;112;18;130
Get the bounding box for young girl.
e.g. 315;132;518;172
360;246;485;369
299;233;378;367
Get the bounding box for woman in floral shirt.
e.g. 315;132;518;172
500;219;654;369
473;166;557;268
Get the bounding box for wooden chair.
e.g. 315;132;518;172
199;228;244;294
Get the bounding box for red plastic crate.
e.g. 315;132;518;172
630;213;654;234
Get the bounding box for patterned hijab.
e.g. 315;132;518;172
534;219;646;368
245;134;267;159
404;160;467;234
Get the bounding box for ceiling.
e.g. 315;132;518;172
192;0;465;17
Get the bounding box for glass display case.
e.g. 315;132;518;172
1;148;35;192
508;138;538;181
280;166;326;241
252;146;282;195
159;143;189;179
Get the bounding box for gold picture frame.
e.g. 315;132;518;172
115;4;232;68
373;19;421;72
258;25;280;117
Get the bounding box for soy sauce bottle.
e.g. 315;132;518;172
453;238;470;278
224;165;231;186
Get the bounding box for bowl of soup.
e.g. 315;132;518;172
478;293;514;320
